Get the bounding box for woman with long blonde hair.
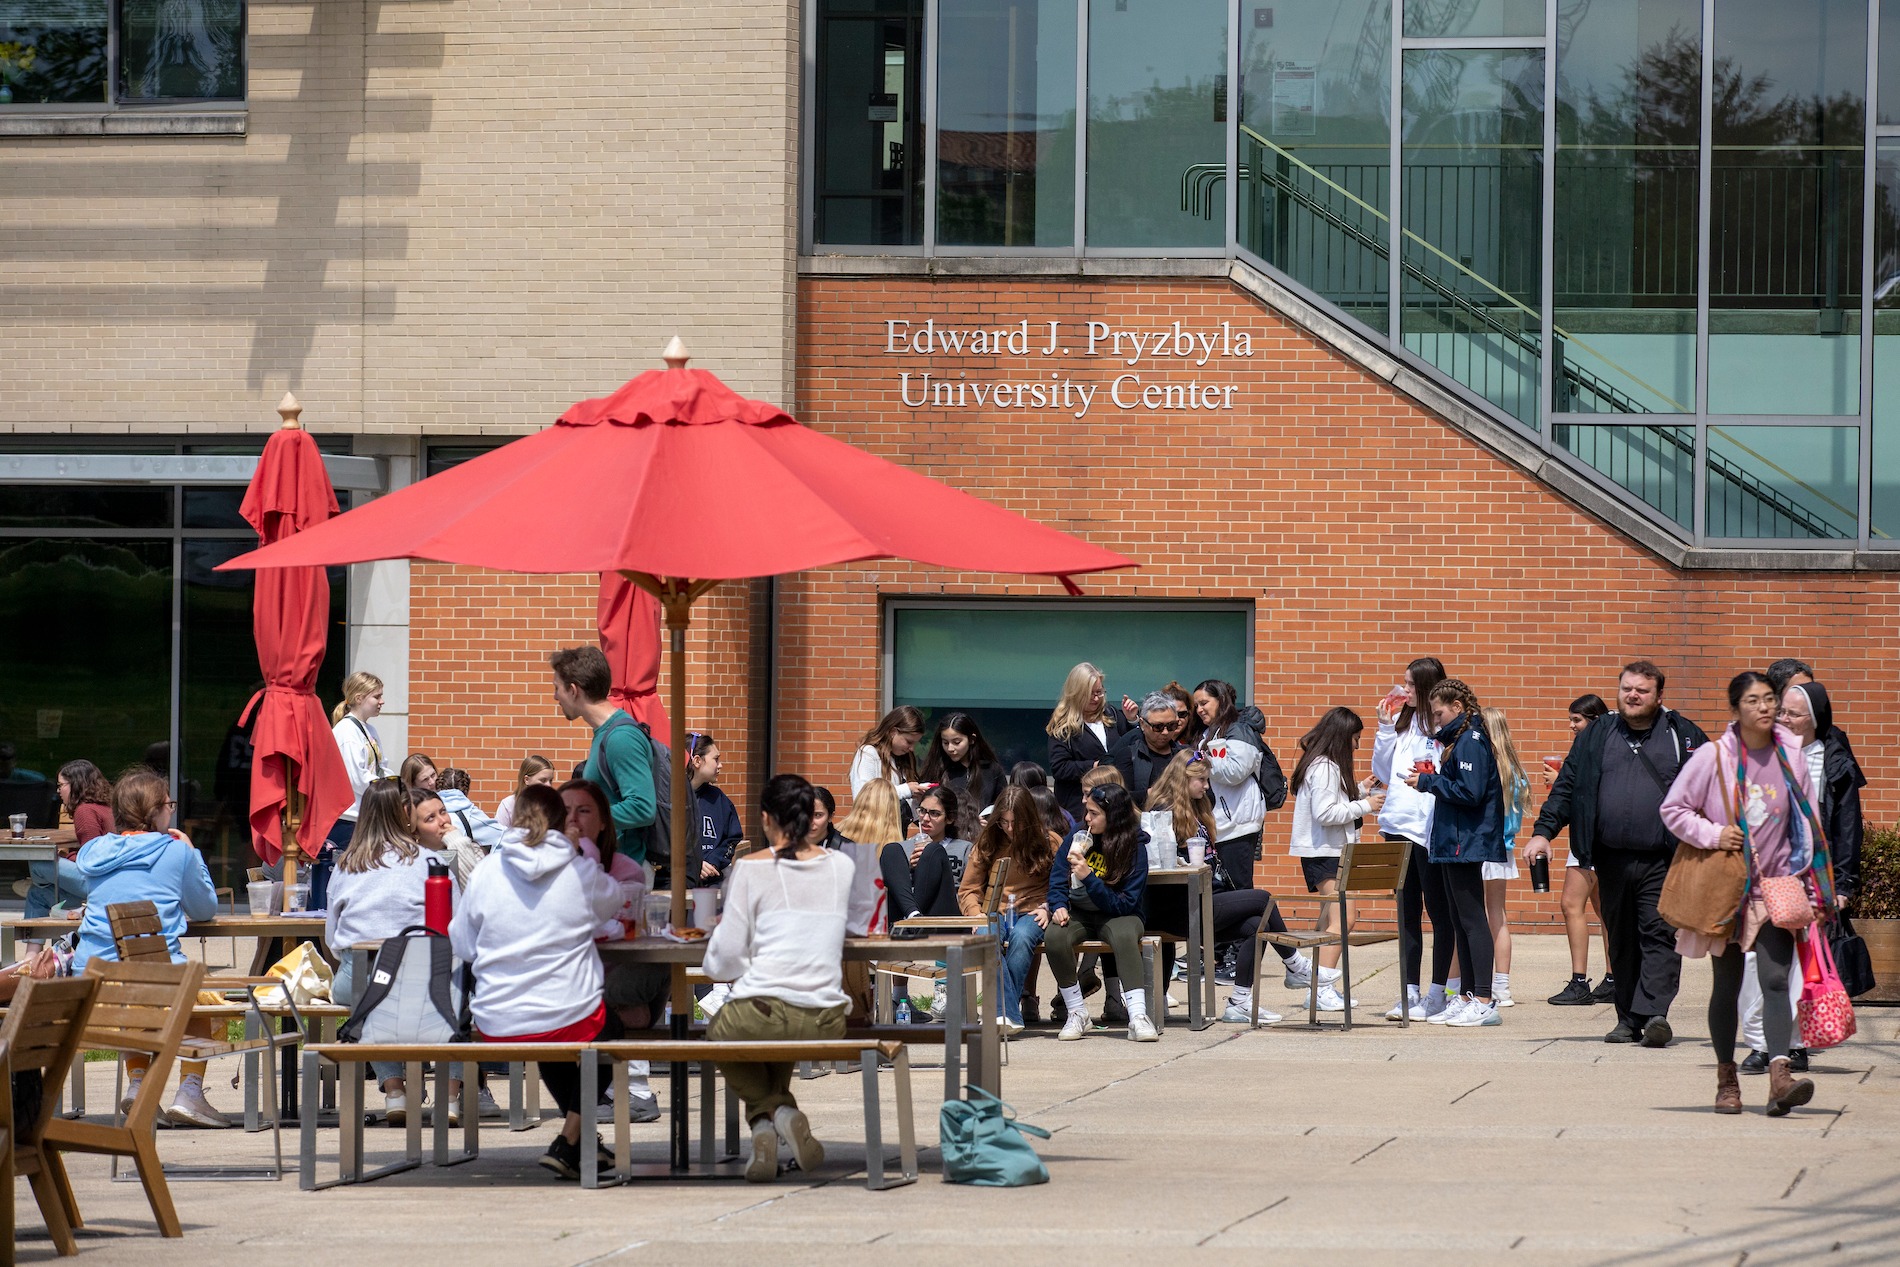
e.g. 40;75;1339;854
1480;705;1531;1009
1046;662;1134;822
496;753;556;827
320;670;388;908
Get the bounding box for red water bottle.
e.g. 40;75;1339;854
424;857;452;934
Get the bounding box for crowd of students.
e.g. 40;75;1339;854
15;646;1865;1175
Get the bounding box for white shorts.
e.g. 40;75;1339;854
1565;851;1588;870
1482;857;1519;882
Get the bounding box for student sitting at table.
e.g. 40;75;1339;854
71;767;229;1126
433;766;505;850
703;773;855;1183
959;785;1061;1034
25;759;113;919
328;779;466;1127
1044;783;1156;1042
450;782;625;1181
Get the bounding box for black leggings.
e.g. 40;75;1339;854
1396;838;1454;988
1709;926;1797;1064
528;1010;622;1118
1215;831;1261;891
878;841;960;920
1436;861;1493;999
1147;888;1292;988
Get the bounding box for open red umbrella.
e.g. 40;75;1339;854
221;341;1134;931
597;572;668;733
237;396;355;882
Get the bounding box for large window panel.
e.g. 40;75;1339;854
937;0;1077;248
814;0;926;247
0;0;107;105
1553;0;1700;416
1705;425;1859;539
1085;0;1227;249
117;0;242;101
1707;0;1864;416
891;603;1249;771
1403;0;1542;40
1400;48;1545;428
1871;138;1900;542
1553;421;1694;528
1238;0;1391;331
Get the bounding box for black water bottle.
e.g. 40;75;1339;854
1529;853;1551;894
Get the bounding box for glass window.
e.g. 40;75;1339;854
1400;48;1545;428
890;604;1249;770
814;0;925;246
425;443;504;477
1707;0;1863;416
1238;1;1391;332
0;1;243;107
1553;0;1700;416
0;483;172;529
1881;0;1900;126
117;0;243;101
1403;0;1542;39
1705;426;1859;539
1871;139;1900;541
936;0;1076;248
1085;0;1227;249
1553;422;1694;528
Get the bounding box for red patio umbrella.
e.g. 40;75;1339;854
237;396;356;884
597;572;668;733
221;341;1134;933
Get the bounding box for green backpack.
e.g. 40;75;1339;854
939;1087;1050;1186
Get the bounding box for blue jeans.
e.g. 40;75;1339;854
1000;912;1045;1025
25;857;89;919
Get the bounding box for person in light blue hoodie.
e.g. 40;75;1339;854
434;766;506;849
72;767;227;1126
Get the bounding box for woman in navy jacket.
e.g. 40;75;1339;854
1043;784;1155;1042
1400;678;1506;1028
1046;662;1137;821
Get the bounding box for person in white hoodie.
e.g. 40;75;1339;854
449;782;624;1181
702;773;854;1183
1188;679;1268;891
1288;707;1387;1012
1370;656;1456;1020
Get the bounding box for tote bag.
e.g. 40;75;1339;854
1658;763;1748;939
1797;928;1858;1050
940;1087;1050;1187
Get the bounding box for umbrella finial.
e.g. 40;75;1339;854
662;336;690;369
277;392;303;430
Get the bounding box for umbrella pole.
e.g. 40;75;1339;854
283;756;303;890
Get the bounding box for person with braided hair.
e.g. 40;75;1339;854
1399;678;1506;1028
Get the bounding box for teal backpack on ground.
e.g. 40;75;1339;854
939;1087;1050;1186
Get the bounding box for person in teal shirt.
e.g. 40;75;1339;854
550;645;656;860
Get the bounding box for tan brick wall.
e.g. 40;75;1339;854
791;274;1900;928
0;0;799;435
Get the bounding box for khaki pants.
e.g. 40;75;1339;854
706;995;847;1122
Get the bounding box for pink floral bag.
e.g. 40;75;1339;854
1797;928;1857;1050
1759;874;1816;930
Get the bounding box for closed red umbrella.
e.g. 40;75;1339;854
222;342;1134;929
238;397;355;880
597;572;668;733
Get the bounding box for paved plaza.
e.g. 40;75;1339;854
15;934;1898;1266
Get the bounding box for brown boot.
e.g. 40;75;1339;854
1714;1062;1742;1114
1766;1057;1815;1117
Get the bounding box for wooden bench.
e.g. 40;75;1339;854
1073;935;1165;1033
301;1037;917;1191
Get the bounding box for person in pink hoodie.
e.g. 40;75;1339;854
1660;670;1830;1119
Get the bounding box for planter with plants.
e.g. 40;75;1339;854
1848;823;1900;1004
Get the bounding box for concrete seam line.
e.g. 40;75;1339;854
567;1240;648;1267
1197;1195;1289;1246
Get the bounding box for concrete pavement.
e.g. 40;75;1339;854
12;933;1899;1266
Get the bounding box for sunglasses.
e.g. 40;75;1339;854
1143;718;1183;732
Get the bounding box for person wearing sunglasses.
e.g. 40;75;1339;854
1112;691;1188;807
878;785;973;922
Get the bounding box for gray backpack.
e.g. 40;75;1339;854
594;713;672;863
338;927;471;1045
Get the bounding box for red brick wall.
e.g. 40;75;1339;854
789;274;1900;928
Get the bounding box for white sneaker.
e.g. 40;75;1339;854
1314;984;1347;1012
1057;1005;1092;1040
1493;985;1516;1007
1427;995;1470;1025
1282;955;1313;990
383;1092;408;1126
1000;1017;1025;1036
1223;998;1279;1024
1385;991;1427;1021
1448;999;1502;1027
1126;1013;1159;1042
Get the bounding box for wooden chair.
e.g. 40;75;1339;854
1252;835;1412;1031
0;976;98;1257
105;901;300;1179
41;959;203;1240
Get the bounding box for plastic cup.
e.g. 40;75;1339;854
1187;841;1207;867
1412;759;1435;776
247;880;276;918
283;883;311;914
689;890;718;931
643;893;671;937
1543;756;1564;772
8;813;25;839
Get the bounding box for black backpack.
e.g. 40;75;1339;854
1256;742;1288;813
593;713;673;864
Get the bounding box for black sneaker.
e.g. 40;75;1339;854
1101;994;1129;1027
1049;994;1068;1025
539;1135;581;1181
1640;1015;1673;1048
1789;1047;1809;1072
1604;1020;1638;1044
1740;1050;1770;1074
1589;975;1617;1004
1079;964;1102;999
1547;978;1595;1006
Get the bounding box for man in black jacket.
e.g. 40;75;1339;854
1526;660;1708;1048
1112;692;1186;807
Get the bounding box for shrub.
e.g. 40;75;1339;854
1850;824;1900;920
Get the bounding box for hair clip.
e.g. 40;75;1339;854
1087;785;1114;805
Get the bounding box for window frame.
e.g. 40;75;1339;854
0;0;247;114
